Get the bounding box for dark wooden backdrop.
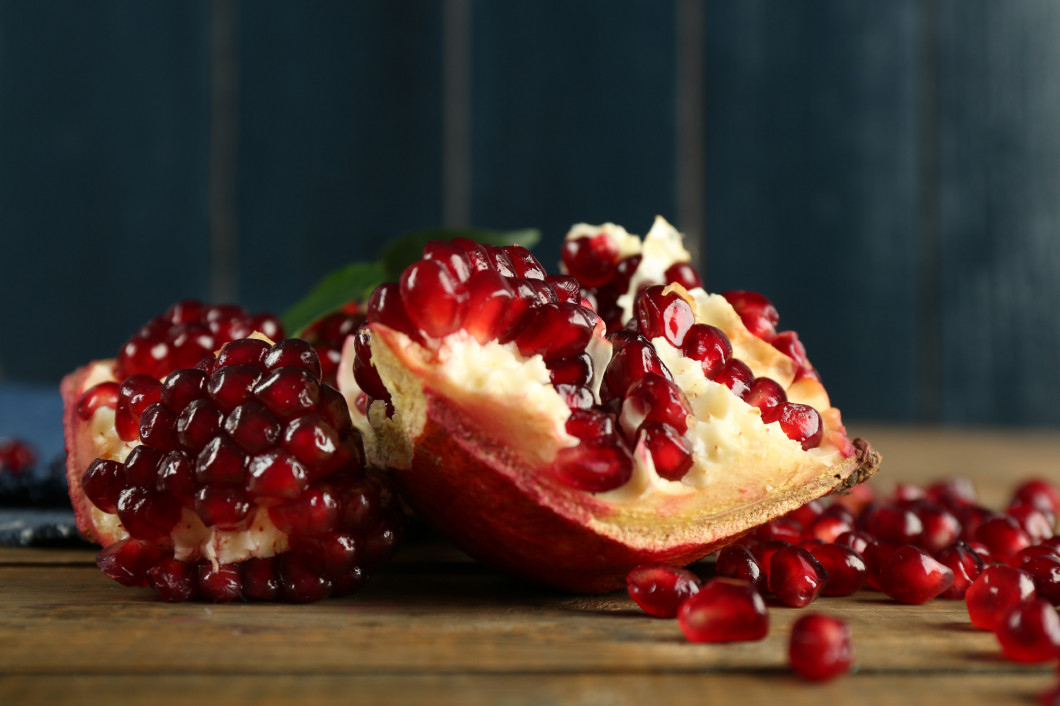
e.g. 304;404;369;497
1;0;1057;426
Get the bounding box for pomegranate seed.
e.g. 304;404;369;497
400;258;471;338
937;542;987;599
176;399;225;451
485;245;516;277
160;369;207;411
123;445;165;487
263;338;323;379
678;578;769;643
714;359;754;398
423;239;473;281
197;562;243;603
996;599;1060;663
147;557;197;602
715;545;766;591
116;486;182;540
157;451;196;498
957;504;994;542
975;514;1033;565
546;275;581;303
721;290;779;338
1025;555;1060;605
272;486;343;536
603;337;672;398
96;538;167;587
77;381;121;419
861;540;899;591
926;477;978;510
1013;479;1060;517
514;302;597;360
461;269;516;343
891;483;927;504
681;324;732;380
808;514;853;544
194;485;252;529
879;545;954;604
785;499;824;527
282;413;340;470
770;545;828;607
195;435;247;485
771;331;817;380
635;285;695;346
1015;545;1060;567
207;364;262;414
564;410;615;440
789;614;854;681
836;530;877;556
552;436;633;493
82;459;125;513
751;540;792;585
625;563;702;618
546;353;593;387
138;403;181;451
352;328;389;400
761;402;823;450
450;237;491;272
861;505;924;546
744;377;787;414
366;282;420;341
215;338;270;368
223;401;281;454
277;552;335;603
620;374;692;436
753;519;804;545
1008;503;1055;545
966;565;1037;631
246;451;310;501
912;502;961;553
811;544;867;596
555;384;594;410
663;262;703;290
561;233;619;288
241;558;280;600
639;422;693;481
503;245;546;280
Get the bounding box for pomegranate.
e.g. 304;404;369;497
677;577;769;643
61;304;403;602
344;218;879;592
789;613;855;681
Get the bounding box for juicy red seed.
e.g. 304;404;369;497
681;324;732;380
317;385;355;439
241;558;280;600
913;503;961;553
493;280;544;344
546;353;593;387
195;435;246;485
808;515;854;543
352;328;389;401
246;451;310;500
166;299;205;325
761;402;823;450
1013;545;1060;568
722;290;779;338
524;279;560;305
785;499;824;527
514;302;596;360
147;557;197;602
956;504;994;542
451;237;491;272
157;450;197;498
555;384;594;410
546;275;581;303
197;562;243;603
862;505;924;545
138;403;181;451
400;259;469;338
564;410;615;441
283;413;340;471
635;285;695;346
714;359;754;398
269;486;341;536
773;331;820;381
678;578;769;643
1024;555;1060;605
996;599;1060;663
715;545;766;591
194;485;253;529
253;367;321;420
753;519;804;545
504;245;546;280
207;365;262;414
485;245;516;277
770;545;828;607
879;545;954;604
663;262;703;290
789;614;855;681
82;459;125;513
750;540;792;584
366;282;420;342
966;565;1037;631
552;436;633;493
625;563;702;618
1008;504;1055;545
77;381;120;419
116;486;182;540
215;338;270;368
744;377;787;414
176;398;225;450
603;339;672;398
123;445;165;487
639;422;694;481
96;538;167;588
263;338;323;379
811;544;867;596
119;374;163;417
561;233;619;288
423;239;472;281
975;514;1033;565
277;552;335;603
836;530;877;556
937;542;987;600
160;369;207;410
223;401;281;454
461;269;516;343
1012;478;1060;517
249;313;283;341
620;374;692;436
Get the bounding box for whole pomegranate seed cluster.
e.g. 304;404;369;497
626;475;1060;680
75;337;402;602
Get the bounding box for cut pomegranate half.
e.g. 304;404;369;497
342;217;879;592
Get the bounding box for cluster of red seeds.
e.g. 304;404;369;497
77;338;402;602
625;475;1060;680
299;304;365;387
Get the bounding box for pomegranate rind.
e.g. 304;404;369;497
363;324;880;593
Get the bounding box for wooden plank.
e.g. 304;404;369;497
703;1;922;422
0;2;212;381
235;1;444;316
936;1;1060;425
468;1;678;269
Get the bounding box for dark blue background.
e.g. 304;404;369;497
1;1;1058;429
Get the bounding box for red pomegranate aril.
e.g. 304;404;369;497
664;262;703;290
160;369;207;411
277;552;335;603
97;538;167;587
157;451;197;498
147;557;197;602
714;359;754;398
82;459;125;513
176;398;225;451
635;285;695;346
122;445;164;487
996;599;1060;663
138;403;180;451
639;422;693;481
546;353;593;387
166;299;205;325
937;542;987;600
761;402;823;451
926;477;978;510
263;338;323;379
753;519;804;545
975;515;1033;566
524;279;560;305
1008;503;1055;545
197;562;243;603
485;245;516;277
423;240;472;281
118;373;162;422
620;374;691;436
751;540;792;584
449;237;490;272
678;578;769;643
206;365;262;414
966;565;1037;631
785;499;824;528
116;486;182;541
546;275;581;303
715;545;766;591
253;367;320;421
514;302;596;361
744;377;787;414
353;328;389;401
77;381;121;419
503;245;546;280
561;233;619;288
564;409;615;441
770;545;828;607
366;282;421;342
681;324;732;380
461;269;516;343
789;614;854;681
808;515;853;544
269;486;341;536
861;540;899;591
603;338;672;398
625;563;702;618
879;545;954;604
891;482;927;504
722;290;779;339
811;544;867;596
241;558;280;600
215;338;270;368
861;505;924;546
552;436;633;493
246;451;310;501
1025;555;1060;605
555;384;594;410
221;401;281;454
957;504;994;542
1013;479;1060;517
194;485;253;529
835;530;877;557
771;331;819;382
283;414;340;470
195;435;246;485
913;502;961;553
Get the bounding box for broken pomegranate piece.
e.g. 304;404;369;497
343;217;878;592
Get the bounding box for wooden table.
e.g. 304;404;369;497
3;425;1060;705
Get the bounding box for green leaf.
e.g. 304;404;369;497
281;261;387;336
379;227;541;280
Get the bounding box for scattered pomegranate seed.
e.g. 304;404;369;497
0;438;36;475
561;233;619;288
769;545;828;607
995;599;1060;663
678;578;769;643
966;565;1037;631
937;542;987;600
714;545;766;591
974;515;1032;566
635;285;695;347
789;614;855;681
811;544;867;596
879;545;954;604
625;563;702;618
1024;555;1060;605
